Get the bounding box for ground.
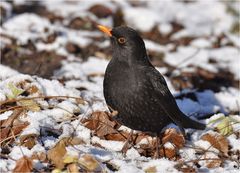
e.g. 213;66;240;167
0;0;239;172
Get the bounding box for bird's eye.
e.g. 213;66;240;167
118;37;126;44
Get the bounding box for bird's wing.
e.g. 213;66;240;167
145;67;206;131
145;67;185;127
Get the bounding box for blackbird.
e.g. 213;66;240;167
98;25;205;153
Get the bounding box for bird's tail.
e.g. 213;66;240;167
180;112;206;130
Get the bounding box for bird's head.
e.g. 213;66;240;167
98;25;147;63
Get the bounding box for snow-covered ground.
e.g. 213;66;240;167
0;0;239;172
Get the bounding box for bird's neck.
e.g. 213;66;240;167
112;51;150;67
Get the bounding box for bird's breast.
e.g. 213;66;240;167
104;64;151;110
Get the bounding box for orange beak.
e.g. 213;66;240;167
97;25;112;37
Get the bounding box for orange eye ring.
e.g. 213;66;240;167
118;37;126;44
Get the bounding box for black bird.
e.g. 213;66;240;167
98;25;205;155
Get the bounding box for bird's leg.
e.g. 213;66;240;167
121;130;134;155
160;134;166;158
154;133;164;159
153;133;166;159
154;135;160;159
179;126;186;138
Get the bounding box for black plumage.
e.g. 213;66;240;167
99;25;205;135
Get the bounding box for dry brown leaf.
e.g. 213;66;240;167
0;122;29;144
201;133;229;156
159;148;177;159
177;166;196;173
162;128;185;149
47;137;84;169
27;85;40;94
18;99;41;112
83;111;118;138
13;156;33;173
145;166;157;173
67;163;79;173
105;131;129;141
47;139;67;169
31;152;47;162
206;159;222;168
78;154;101;172
20;134;38;149
1;109;24;128
63;137;85;146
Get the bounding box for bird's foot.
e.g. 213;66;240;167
153;133;165;159
121;130;134;156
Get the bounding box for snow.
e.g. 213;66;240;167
35;77;80;97
0;111;13;120
158;23;173;35
9;146;33;160
191;38;212;48
142;159;181;173
165;46;240;79
228;134;240;152
124;7;159;32
2;13;53;44
126;147;141;159
92;136;124;152
0;65;19;80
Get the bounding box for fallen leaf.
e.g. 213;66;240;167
162;128;185;148
31;152;47;162
47;139;67;169
105;131;129;141
52;169;62;173
67;163;79;173
20;134;38;149
78;154;101;172
159;147;177;159
206;158;222;168
63;137;85;146
47;137;84;169
13;156;33;173
18;99;41;112
83;111;118;138
7;83;24;99
201;133;229;156
0;122;29;144
216;117;233;136
145;166;157;173
175;164;196;173
27;85;40;94
1;109;24;128
63;155;79;164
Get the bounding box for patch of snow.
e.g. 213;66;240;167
191;38;212;48
35;77;80;97
228;134;240;152
158;23;173;35
2;13;53;44
126;147;140;159
144;39;167;52
92;136;124;152
215;87;240;112
194;138;219;154
71;120;91;143
0;65;19;80
0;111;13;121
9;146;32;160
124;7;159;32
142;158;180;173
